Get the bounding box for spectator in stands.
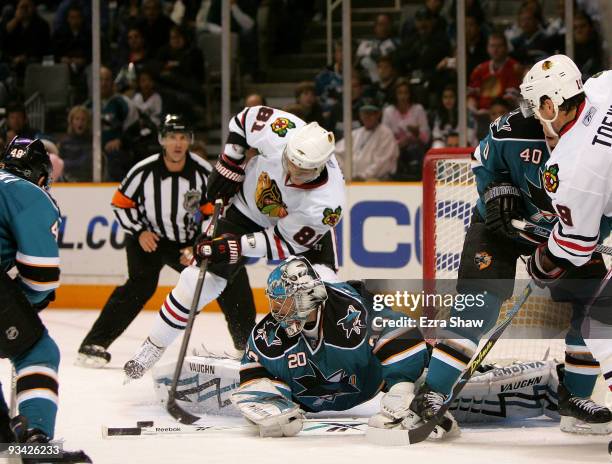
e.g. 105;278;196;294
132;69;162;126
328;71;378;138
505;0;547;44
573;10;604;80
204;0;259;79
0;0;50;80
394;7;451;99
41;139;65;183
0;101;39;149
400;0;446;40
373;56;398;106
100;66;139;181
445;131;460;148
283;103;307;121
509;3;553;65
468;32;521;113
52;4;91;102
335;97;399;181
315;40;343;118
244;93;266;107
156;24;205;120
430;85;478;148
138;0;174;55
294;81;326;127
356;13;399;84
382;79;429;180
116;25;152;75
488;97;511;124
53;0;109;33
58;105;93;182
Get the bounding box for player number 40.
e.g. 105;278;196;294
519;148;542;164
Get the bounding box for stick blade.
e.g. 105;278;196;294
166;397;200;424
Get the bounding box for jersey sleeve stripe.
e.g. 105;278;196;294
241;107;250;130
262;230;273;259
273;234;286;260
19;277;59;292
557;224;599;242
226;131;248;148
16;262;60;283
552;231;596;253
15;253;59;266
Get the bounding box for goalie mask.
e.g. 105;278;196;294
266;257;328;337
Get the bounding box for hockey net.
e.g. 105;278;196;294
422;148;570;364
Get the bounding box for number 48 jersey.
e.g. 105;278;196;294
228;106;345;260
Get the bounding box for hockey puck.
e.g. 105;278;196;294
137;421;155;427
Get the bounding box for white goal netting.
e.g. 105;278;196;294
423;151;571;364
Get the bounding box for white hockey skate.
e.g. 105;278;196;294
124;337;166;381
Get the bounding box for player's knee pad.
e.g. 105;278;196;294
0;273;45;359
456;222;519;301
173;266;227;310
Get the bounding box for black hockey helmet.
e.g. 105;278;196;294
158;114;193;144
0;136;52;188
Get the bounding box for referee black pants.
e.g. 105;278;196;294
80;234;256;351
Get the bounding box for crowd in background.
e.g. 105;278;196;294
0;0;607;182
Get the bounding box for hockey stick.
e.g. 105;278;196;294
406;281;535;445
102;419;368;438
511;219;612;256
167;199;224;424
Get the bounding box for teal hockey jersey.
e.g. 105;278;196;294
239;282;427;412
0;170;60;304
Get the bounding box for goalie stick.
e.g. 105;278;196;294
167;199;224;424
511;219;612;256
405;281;535;445
102;419;368;438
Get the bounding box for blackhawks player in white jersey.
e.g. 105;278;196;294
520;56;612;404
124;106;345;379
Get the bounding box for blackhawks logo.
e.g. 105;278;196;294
255;172;288;218
270;117;296;137
474;251;492;270
543;164;559;193
322;206;342;227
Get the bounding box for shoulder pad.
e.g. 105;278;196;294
322;285;368;348
251;315;298;359
490;109;545;141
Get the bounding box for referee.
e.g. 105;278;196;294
76;114;255;367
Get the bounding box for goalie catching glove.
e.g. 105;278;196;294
484;182;523;239
231;379;305;437
194;233;242;265
206;154;246;204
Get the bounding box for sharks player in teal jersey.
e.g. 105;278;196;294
231;256;429;438
410;109;612;439
0;137;90;462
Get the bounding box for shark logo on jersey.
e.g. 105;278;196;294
255;172;288;218
474;251;492;270
183;189;201;214
255;320;283;348
322;206;342;227
294;360;360;407
337;305;366;338
270;117;296;137
543;164;559;193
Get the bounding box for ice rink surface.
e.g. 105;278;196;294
1;310;609;464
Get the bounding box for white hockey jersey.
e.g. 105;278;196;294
544;71;612;266
224;106;346;261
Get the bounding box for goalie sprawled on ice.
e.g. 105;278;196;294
152;257;573;441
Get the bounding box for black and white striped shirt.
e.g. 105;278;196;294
111;152;212;244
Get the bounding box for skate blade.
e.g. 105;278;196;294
560;416;611;435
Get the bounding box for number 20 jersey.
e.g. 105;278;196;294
228;106;346;260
